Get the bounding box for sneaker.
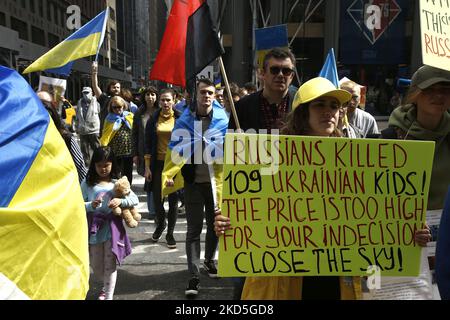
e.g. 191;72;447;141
203;260;218;278
185;277;200;297
98;290;106;300
151;225;166;242
166;234;177;249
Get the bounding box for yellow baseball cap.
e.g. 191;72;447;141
292;77;352;110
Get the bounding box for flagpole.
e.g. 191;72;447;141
96;7;109;62
218;56;241;131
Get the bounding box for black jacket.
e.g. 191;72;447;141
144;108;182;182
228;87;297;131
132;105;159;176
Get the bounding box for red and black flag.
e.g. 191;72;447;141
150;0;224;87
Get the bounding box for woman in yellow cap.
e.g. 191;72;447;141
215;77;432;300
215;77;361;300
239;77;362;300
281;77;351;137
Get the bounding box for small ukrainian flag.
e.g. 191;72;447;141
23;9;109;76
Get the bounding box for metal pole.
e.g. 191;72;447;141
289;0;324;47
258;0;270;27
252;0;258;84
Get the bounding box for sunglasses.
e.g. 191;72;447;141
111;105;123;110
269;66;294;76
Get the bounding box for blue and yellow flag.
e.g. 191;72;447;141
0;66;89;300
319;48;339;88
99;112;134;147
319;48;351;127
23;9;109;76
161;101;229;206
254;24;289;69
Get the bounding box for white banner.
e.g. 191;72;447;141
38;76;67;104
420;0;450;71
362;209;442;300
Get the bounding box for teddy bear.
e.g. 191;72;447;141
111;176;141;228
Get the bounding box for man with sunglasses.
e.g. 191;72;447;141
229;48;297;132
226;48;297;300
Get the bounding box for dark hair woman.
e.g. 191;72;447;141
144;88;181;249
132;86;159;219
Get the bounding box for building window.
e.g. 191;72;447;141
38;1;43;16
29;0;35;13
10;17;28;40
57;7;62;27
286;0;325;23
21;0;27;9
48;33;59;48
111;29;116;41
51;3;57;24
0;12;6;26
47;1;52;22
32;26;46;46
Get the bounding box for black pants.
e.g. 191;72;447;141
153;160;178;234
184;182;217;277
116;155;133;185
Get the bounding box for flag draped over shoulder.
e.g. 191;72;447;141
319;48;339;88
23;9;109;76
99;112;134;147
150;0;224;87
0;66;89;300
161;101;228;206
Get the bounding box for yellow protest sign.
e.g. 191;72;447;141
218;134;435;277
420;0;450;71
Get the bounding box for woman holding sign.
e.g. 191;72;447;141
216;77;357;300
215;76;434;300
381;65;450;213
382;65;449;300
